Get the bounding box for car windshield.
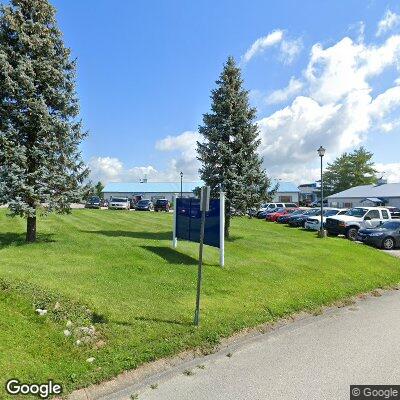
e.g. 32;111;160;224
275;208;285;212
380;221;400;230
138;200;150;205
112;198;127;202
324;209;339;216
305;209;320;216
156;200;168;205
345;208;368;217
88;196;100;202
290;210;303;215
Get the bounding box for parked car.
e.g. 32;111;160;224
276;209;305;223
257;207;281;219
266;208;298;222
135;199;153;211
325;207;392;240
154;199;170;212
304;208;348;231
387;207;400;219
310;199;328;207
256;202;298;217
100;199;109;208
108;197;130;210
85;196;101;209
288;208;321;227
129;198;136;209
357;220;400;250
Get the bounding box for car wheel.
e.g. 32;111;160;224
382;237;395;250
346;227;358;241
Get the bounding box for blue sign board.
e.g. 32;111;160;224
175;198;220;248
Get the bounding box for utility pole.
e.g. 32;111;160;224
317;146;326;238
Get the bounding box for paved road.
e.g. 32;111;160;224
99;290;400;400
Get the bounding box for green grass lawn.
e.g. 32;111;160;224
1;209;399;396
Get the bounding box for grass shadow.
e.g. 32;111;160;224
226;235;243;242
81;230;171;240
113;316;191;327
0;232;55;250
141;245;198;265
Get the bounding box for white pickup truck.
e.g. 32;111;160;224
325;207;392;240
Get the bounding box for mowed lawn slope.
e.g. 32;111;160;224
1;209;400;395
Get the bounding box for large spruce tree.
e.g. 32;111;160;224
197;57;270;237
0;0;88;242
323;147;378;196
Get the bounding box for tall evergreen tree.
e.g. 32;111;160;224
0;0;88;242
197;57;270;237
323;147;377;196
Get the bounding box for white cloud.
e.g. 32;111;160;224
242;30;302;65
155;130;201;181
88;157;123;183
380;117;400;133
242;30;284;63
252;32;400;182
266;77;303;104
376;10;400;37
155;131;200;154
280;37;303;65
376;163;400;183
88;157;158;183
91;29;400;186
305;36;400;104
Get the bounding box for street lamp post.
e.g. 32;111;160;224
317;146;326;238
180;171;183;198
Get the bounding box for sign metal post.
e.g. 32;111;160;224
219;192;225;267
194;186;210;326
172;194;177;248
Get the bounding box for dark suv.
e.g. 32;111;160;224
85;196;101;209
154;199;170;212
387;207;400;219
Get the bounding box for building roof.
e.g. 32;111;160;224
327;183;400;199
103;181;203;193
103;179;299;194
273;180;299;193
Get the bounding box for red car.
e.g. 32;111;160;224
266;208;298;222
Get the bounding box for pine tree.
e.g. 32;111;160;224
323;147;377;196
0;0;88;242
197;57;270;237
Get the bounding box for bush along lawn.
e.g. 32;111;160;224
0;209;399;396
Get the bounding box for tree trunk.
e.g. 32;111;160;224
26;216;37;243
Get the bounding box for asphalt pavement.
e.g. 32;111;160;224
95;290;400;400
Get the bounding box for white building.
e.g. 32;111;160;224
327;182;400;208
272;181;300;204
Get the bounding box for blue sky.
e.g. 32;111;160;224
7;0;400;183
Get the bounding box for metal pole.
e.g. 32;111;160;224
180;172;183;198
194;208;206;326
320;155;324;235
219;192;225;267
172;195;177;248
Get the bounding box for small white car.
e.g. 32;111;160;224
304;208;348;231
325;207;392;240
257;202;298;215
108;197;130;210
